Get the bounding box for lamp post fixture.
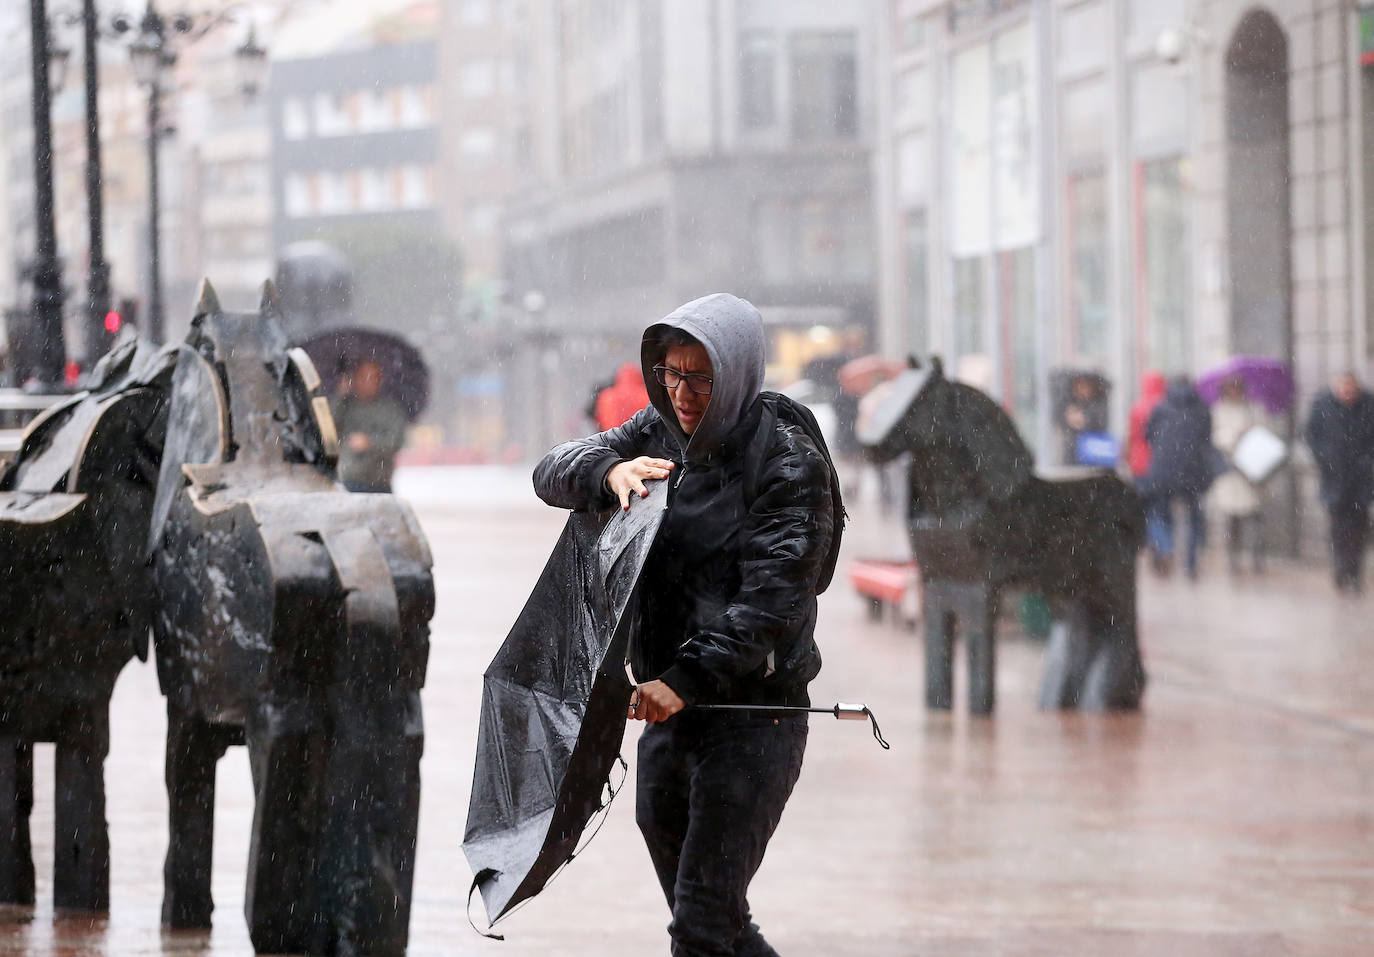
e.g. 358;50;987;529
26;0;68;386
114;1;269;344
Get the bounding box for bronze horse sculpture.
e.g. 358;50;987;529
0;341;175;909
149;281;434;955
860;358;1146;713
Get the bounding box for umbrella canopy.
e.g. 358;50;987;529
838;354;904;396
463;481;668;927
298;325;430;421
1196;356;1294;416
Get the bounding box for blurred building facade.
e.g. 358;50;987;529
500;0;879;455
873;0;1362;551
269;41;441;255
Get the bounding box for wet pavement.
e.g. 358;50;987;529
3;465;1373;955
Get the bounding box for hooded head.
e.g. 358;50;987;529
641;293;766;460
1140;370;1167;404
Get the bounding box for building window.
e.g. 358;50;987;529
284;173;312;216
904;212;929;353
282;97;310;139
753;196;872;282
1066;170;1109;364
790;32;857;142
1132;62;1188;155
358;87;393;133
894;65;930;127
1137;157;1192;373
739;33;776;131
953;256;986;357
459;61;496;99
316;170;352;214
398;84;434;128
1062;77;1107;165
461;127;498;164
313;92;351;137
896;133;927;206
401;165;432;208
1058;1;1106;73
359;167;391;210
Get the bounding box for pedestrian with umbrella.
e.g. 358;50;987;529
531;293;841;956
1304;370;1374;592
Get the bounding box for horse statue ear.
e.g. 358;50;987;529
907;355;921;370
195;278;221;318
931;355;944;379
260;279;283;319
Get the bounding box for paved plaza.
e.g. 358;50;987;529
1;465;1372;955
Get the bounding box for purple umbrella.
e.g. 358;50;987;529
1196;356;1294;416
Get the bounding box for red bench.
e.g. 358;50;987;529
849;559;920;628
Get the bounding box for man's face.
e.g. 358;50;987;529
662;342;712;435
1335;374;1360;406
354;361;383;400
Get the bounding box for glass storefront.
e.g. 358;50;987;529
1137;157;1192;374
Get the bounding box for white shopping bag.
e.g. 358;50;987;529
1232;424;1287;484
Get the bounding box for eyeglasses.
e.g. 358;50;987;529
652;364;713;396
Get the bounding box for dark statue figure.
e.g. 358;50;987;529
860;358;1146;714
148;281;434;955
0;341;175;909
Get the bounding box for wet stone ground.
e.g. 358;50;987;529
2;465;1372;956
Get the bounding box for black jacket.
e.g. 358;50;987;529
1305;389;1374;507
533;401;833;708
1145;382;1215;496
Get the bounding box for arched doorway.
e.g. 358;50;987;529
1226;10;1291;363
1226;10;1295;552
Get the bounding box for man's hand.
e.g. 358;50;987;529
347;432;372;453
607;456;674;510
628;680;686;723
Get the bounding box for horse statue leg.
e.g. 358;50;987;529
313;525;412;957
53;701;111;910
0;736;35;905
162;706;239;928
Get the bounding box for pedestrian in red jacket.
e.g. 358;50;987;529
1128;371;1167;478
594;361;650;431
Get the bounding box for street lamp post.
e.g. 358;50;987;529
128;6;173;344
121;2;270;344
82;0;111;360
27;0;66;385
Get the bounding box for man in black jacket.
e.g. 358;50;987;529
1305;371;1374;592
534;293;834;957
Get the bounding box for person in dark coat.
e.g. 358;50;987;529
1304;371;1374;592
534;294;834;957
1144;377;1215;579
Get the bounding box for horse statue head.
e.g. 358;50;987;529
858;355;1034;513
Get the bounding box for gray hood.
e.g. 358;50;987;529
641;293;766;462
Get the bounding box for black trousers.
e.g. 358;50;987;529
1328;501;1370;589
636;712;807;957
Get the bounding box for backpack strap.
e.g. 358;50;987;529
742;392;846;594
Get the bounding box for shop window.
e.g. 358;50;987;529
1062;78;1107;164
897;133;928;206
1066;169;1109;363
904;211;930;353
894;65;930;127
1132;62;1188;154
953;256;986;357
1137;157;1192;373
1058;1;1106;73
